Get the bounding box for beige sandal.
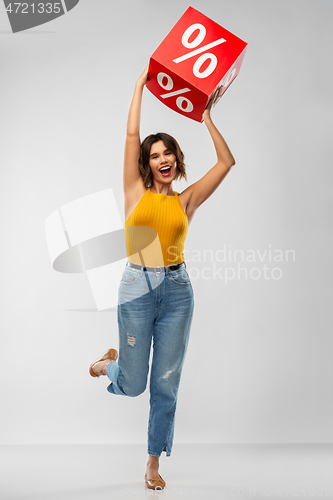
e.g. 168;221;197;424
89;349;118;378
144;473;166;490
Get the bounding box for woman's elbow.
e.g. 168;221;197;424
219;156;236;170
227;154;236;168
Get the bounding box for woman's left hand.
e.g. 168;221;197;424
203;97;214;122
203;106;212;122
137;66;149;87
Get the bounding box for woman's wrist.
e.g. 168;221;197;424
135;80;145;91
203;109;213;124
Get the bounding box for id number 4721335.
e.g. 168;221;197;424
5;3;62;14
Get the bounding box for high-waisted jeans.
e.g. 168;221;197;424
106;261;194;457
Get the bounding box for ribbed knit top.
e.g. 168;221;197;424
125;187;188;267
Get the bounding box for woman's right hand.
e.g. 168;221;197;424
136;66;149;87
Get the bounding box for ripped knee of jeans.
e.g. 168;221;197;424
127;334;136;347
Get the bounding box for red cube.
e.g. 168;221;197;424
146;6;247;122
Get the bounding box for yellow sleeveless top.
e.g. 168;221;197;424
125;187;188;267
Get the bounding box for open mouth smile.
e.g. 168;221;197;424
159;166;172;177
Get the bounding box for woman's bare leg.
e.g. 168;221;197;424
146;455;160;480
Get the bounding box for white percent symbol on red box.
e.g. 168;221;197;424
157;72;194;113
173;23;226;79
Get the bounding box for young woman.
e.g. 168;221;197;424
89;66;235;490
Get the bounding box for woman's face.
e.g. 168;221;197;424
149;141;177;184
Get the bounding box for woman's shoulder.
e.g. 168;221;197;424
177;184;198;225
177;185;193;206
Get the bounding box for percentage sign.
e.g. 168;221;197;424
173;23;226;79
157;72;194;113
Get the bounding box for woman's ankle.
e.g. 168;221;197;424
146;455;159;467
102;360;111;375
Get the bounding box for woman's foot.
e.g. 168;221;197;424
145;455;166;489
91;359;110;377
89;348;118;378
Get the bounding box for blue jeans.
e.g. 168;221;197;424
106;261;194;457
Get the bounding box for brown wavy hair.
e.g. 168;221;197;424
139;132;187;188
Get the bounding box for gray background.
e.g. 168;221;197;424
0;0;332;446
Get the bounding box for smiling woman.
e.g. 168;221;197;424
89;65;236;491
138;132;187;188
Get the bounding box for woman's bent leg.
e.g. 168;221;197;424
107;267;155;396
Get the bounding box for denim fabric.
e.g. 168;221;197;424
106;261;194;457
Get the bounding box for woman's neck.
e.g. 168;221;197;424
150;183;174;196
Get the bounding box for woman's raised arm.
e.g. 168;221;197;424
123;67;148;194
185;105;236;216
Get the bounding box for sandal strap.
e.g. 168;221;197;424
145;475;165;482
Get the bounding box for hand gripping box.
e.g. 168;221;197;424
146;6;247;122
